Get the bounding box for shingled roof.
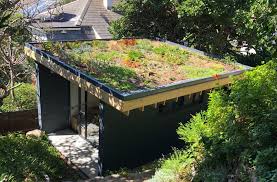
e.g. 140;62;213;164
80;0;121;38
33;0;121;39
34;0;88;28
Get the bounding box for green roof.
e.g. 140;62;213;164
42;39;241;92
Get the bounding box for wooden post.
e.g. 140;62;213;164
78;87;82;135
85;91;88;139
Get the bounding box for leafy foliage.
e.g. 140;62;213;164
233;0;277;60
177;0;250;54
0;0;20;30
0;83;36;112
0;0;30;43
110;0;182;41
152;61;277;181
0;133;80;181
0;0;33;102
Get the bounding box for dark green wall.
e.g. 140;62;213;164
99;93;209;172
37;64;70;133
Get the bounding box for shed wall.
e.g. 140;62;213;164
99;93;209;172
37;64;70;133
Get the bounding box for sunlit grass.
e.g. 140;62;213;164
0;133;80;181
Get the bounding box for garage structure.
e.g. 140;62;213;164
25;39;250;174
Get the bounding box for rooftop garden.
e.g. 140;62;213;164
42;39;242;92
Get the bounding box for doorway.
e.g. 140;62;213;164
69;83;100;146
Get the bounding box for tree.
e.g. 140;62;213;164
0;0;62;105
178;0;276;60
177;0;251;54
0;26;31;99
0;0;63;109
109;0;183;41
0;0;20;39
0;0;21;103
233;0;277;60
0;4;32;100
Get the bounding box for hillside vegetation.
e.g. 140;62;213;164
0;83;36;112
0;133;81;181
151;61;277;181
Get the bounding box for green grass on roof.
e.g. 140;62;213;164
42;39;241;92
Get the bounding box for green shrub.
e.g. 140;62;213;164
152;61;277;181
0;133;80;181
127;50;144;61
0;83;36;112
153;44;189;64
182;65;224;79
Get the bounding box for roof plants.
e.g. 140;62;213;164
41;39;242;92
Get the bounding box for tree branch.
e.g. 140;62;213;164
0;46;11;64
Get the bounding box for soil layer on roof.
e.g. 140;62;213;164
41;39;241;92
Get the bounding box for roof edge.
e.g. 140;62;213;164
76;0;91;26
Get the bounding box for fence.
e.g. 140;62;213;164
0;110;38;133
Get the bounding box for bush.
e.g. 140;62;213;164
0;133;80;181
152;61;277;181
0;83;36;112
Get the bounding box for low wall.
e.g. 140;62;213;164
0;109;38;133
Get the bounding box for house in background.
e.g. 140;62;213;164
31;0;121;41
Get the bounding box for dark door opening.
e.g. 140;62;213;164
72;86;100;147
